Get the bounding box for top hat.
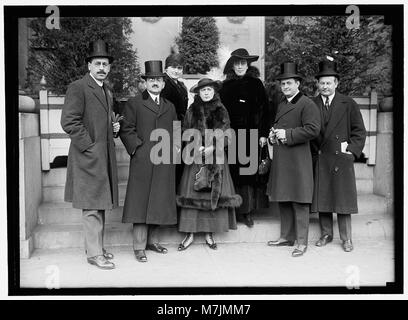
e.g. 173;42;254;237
223;48;259;74
275;62;303;81
165;53;185;68
315;60;340;79
190;78;222;93
141;60;166;79
86;39;114;63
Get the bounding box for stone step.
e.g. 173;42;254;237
38;194;387;227
354;163;374;180
42;177;375;203
356;178;374;194
32;210;393;249
42;182;128;203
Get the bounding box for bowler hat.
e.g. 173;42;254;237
141;60;166;79
223;48;259;74
190;78;222;93
165;53;185;68
275;62;303;81
86;39;114;63
315;60;340;79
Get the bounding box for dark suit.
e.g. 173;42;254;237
61;73;119;257
311;91;366;240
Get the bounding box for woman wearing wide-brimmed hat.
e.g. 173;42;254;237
219;48;270;228
176;78;242;251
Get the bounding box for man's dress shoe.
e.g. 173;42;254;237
87;255;115;270
103;248;114;260
134;250;147;262
315;234;333;247
342;240;354;252
292;245;307;257
267;239;295;247
146;243;168;254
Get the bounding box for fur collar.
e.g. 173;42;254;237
225;65;260;81
187;93;230;132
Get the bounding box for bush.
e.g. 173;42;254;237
27;17;140;98
176;17;220;74
265;16;392;97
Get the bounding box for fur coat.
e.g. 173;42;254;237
176;94;242;211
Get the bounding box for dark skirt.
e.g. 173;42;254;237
177;161;238;233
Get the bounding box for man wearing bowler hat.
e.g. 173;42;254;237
61;39;120;269
120;60;180;262
266;62;321;257
311;60;366;252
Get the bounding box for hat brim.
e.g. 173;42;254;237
141;73;166;79
190;80;222;93
86;55;114;64
223;55;259;74
315;72;340;79
275;73;303;81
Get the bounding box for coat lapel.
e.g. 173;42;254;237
274;92;302;123
86;73;108;112
142;90;160;114
322;92;347;142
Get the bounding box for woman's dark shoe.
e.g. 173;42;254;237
178;233;194;251
134;250;147;262
205;233;217;250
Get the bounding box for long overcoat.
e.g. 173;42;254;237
219;67;269;186
161;73;188;122
119;90;179;224
61;73;119;210
310;91;366;214
266;92;321;203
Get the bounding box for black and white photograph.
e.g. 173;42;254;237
1;0;404;302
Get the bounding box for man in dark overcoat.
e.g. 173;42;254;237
61;40;120;270
120;60;180;263
266;62;321;257
311;60;366;252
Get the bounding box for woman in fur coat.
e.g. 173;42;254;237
219;48;270;228
176;78;242;250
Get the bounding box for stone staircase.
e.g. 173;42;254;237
33;140;392;250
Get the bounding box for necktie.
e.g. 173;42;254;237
155;96;159;105
323;96;330;124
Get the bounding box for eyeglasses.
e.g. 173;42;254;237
91;61;110;68
146;78;164;83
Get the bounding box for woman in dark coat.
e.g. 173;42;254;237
219;48;270;227
161;53;189;188
176;78;242;250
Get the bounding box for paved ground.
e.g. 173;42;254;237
20;239;394;289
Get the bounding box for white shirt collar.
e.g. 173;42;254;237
148;91;160;102
287;90;300;103
321;92;336;105
89;72;104;87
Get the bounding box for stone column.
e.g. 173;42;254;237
373;112;393;215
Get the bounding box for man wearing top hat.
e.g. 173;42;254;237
61;39;120;270
311;60;366;252
266;62;321;257
120;60;180;262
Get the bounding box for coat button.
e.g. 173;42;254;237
335;151;339;155
336;135;339;139
318;150;322;154
334;166;339;172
